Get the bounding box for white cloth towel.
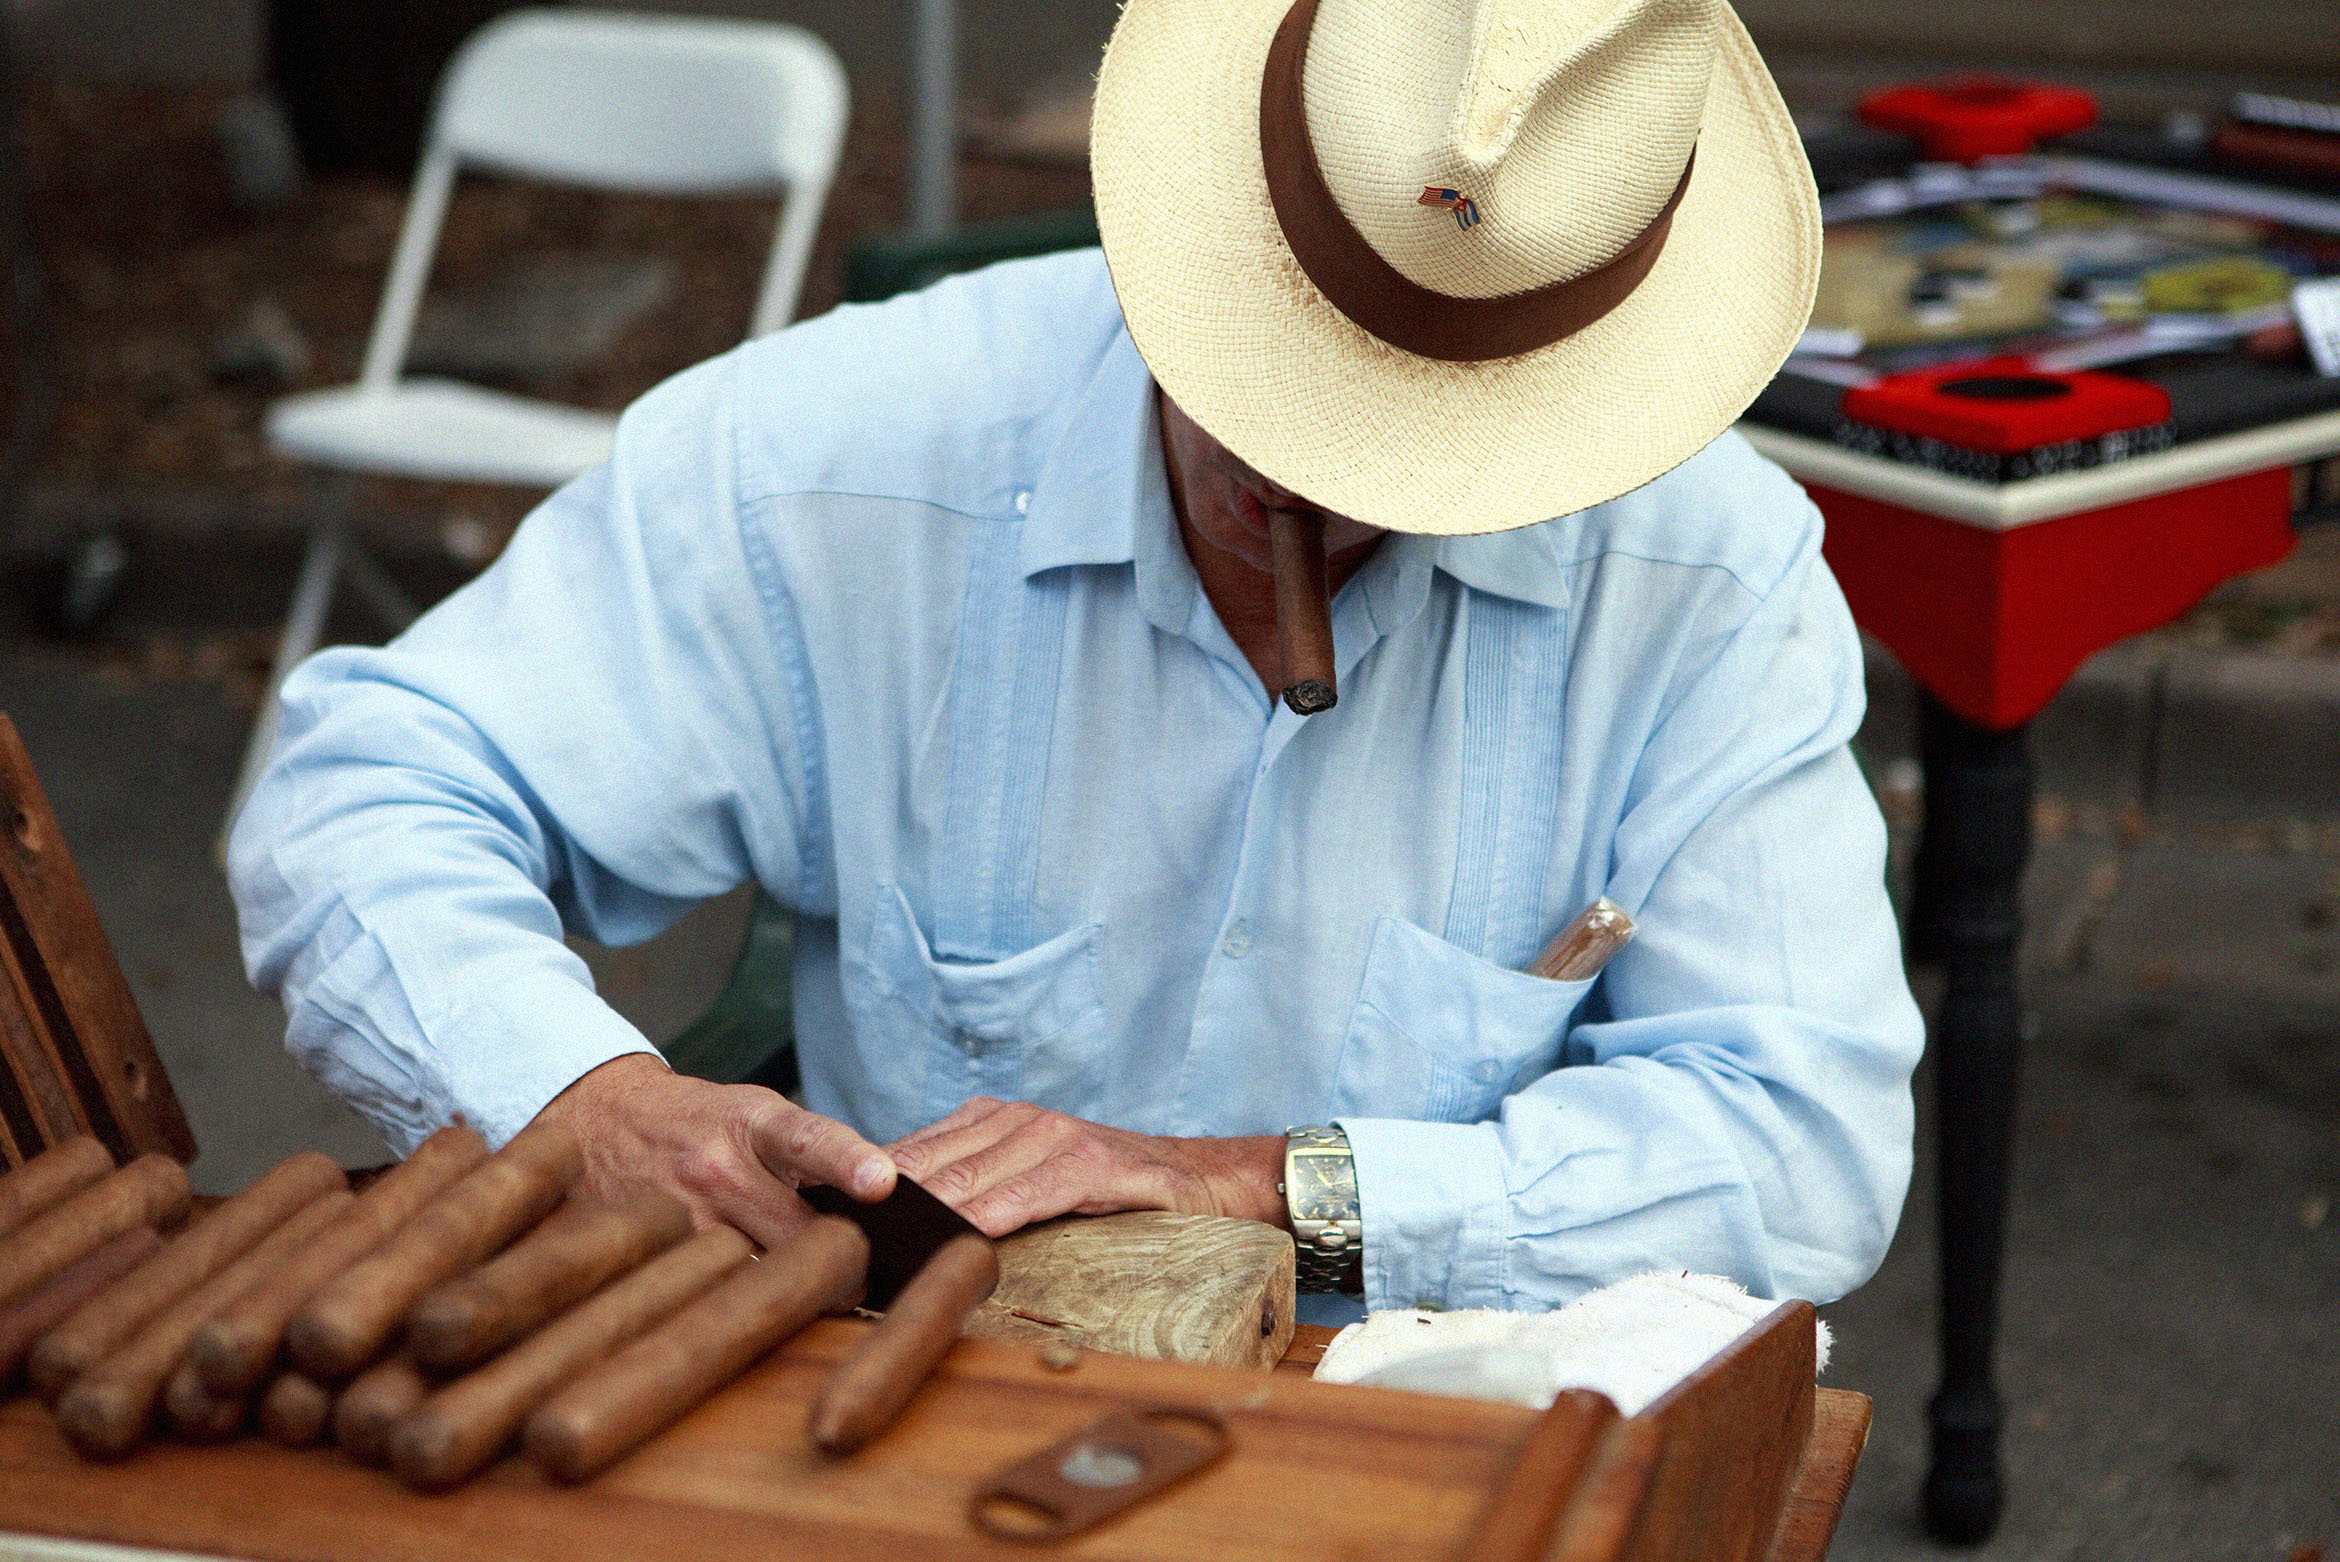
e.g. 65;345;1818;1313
1312;1270;1833;1416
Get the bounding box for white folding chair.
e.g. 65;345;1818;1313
222;8;849;851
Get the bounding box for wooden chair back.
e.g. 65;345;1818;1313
0;714;194;1169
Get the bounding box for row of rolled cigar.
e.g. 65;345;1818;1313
0;1122;950;1491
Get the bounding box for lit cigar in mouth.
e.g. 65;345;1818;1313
1267;509;1336;715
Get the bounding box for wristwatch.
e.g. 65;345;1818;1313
1282;1125;1364;1294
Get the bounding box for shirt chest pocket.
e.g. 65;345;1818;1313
847;883;1108;1129
1333;915;1595;1124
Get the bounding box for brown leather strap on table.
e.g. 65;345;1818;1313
1258;0;1693;363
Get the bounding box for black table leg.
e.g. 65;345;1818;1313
1908;691;2032;1546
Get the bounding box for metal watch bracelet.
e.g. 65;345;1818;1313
1282;1125;1364;1294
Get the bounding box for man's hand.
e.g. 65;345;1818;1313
886;1097;1289;1238
534;1053;895;1249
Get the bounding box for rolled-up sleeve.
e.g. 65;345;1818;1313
229;351;821;1151
1344;521;1923;1312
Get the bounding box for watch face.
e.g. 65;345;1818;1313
1287;1149;1357;1217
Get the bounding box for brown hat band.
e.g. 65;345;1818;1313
1258;0;1695;363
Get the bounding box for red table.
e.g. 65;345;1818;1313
1738;398;2340;1543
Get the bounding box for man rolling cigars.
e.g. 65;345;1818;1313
226;0;1923;1473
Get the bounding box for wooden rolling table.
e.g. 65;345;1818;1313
0;1320;1868;1562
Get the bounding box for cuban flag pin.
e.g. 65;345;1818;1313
1418;186;1483;230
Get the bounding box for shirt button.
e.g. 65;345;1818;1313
1472;1060;1502;1084
1014;489;1032;514
1220;921;1252;958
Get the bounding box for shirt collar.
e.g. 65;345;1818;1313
1017;327;1572;618
1017;330;1155;579
1434;527;1572;611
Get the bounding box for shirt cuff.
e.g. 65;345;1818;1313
1337;1116;1510;1313
437;969;663;1149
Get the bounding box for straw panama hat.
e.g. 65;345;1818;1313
1091;0;1822;536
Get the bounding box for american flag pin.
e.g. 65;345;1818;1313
1418;186;1483;230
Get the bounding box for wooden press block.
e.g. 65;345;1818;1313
963;1210;1295;1369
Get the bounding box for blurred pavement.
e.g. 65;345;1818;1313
1829;841;2339;1562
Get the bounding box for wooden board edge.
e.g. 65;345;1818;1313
1547;1414;1667;1562
1740;409;2340;530
1761;1389;1873;1562
0;716;193;1165
1622;1300;1817;1562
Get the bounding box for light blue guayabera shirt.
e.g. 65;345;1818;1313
232;250;1922;1324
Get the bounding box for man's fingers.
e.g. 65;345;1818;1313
747;1101;897;1201
886;1096;1010;1158
718;1185;815;1253
958;1148;1146;1237
888;1101;1035;1180
915;1122;1062;1213
670;1135;819;1251
887;1097;1000;1151
890;1119;1014;1181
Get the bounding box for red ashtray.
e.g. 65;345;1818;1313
1859;77;2098;162
1837;359;2173;482
1846;360;2168;452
